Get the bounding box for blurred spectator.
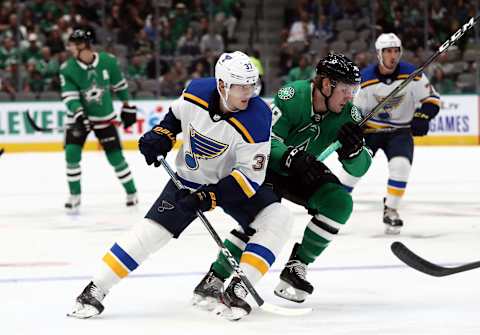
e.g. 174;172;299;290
171;59;188;87
190;60;207;79
45;26;66;55
353;51;370;70
106;4;121;31
158;22;176;55
190;0;207;23
0;36;18;70
3;58;21;94
212;0;239;43
36;46;59;87
57;15;73;44
200;26;224;57
177;27;200;56
159;69;184;97
287;10;315;44
133;29;153;55
285;54;313;83
315;14;333;42
431;66;455;94
24;59;45;93
127;54;147;80
21;33;42;63
170;2;190;42
4;13;27;42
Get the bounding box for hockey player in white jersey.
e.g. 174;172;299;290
68;51;293;321
339;33;441;234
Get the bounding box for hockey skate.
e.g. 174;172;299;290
192;269;225;311
126;193;138;207
65;194;81;214
214;276;251;321
67;281;107;319
274;243;313;303
383;205;403;235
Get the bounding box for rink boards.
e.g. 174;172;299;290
0;95;479;152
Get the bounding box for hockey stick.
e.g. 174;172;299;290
0;148;4;157
158;156;312;316
391;241;480;277
363;126;410;134
317;15;480;162
25;110;120;132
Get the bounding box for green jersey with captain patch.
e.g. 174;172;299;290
270;80;371;177
59;51;129;122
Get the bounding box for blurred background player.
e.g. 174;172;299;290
193;53;372;305
339;33;441;234
60;29;139;213
68;51;293;321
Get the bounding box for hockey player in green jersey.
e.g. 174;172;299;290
60;29;138;213
193;53;372;307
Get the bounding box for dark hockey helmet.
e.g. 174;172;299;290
315;52;361;85
68;29;93;45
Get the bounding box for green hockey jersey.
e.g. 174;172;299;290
59;51;129;122
269;80;371;177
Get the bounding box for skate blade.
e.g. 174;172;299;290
66;304;100;319
192;294;220;311
213;304;247;321
385;225;401;235
274;280;308;303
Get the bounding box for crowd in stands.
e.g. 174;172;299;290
0;0;478;101
279;0;479;94
0;0;242;100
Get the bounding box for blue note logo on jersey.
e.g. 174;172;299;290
374;94;405;120
184;125;229;170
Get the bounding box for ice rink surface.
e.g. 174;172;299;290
1;146;479;335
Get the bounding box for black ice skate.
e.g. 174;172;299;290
274;243;313;303
67;281;107;319
65;194;81;214
215;276;251;321
192;269;225;311
383;204;403;235
126;193;138;207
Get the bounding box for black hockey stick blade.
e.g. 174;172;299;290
391;241;480;277
0;148;4;157
25;110;53;132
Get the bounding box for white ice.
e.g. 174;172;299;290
1;147;479;335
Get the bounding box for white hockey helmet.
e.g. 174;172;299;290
215;51;259;95
375;33;402;65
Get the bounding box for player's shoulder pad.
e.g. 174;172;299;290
275;80;310;103
360;64;379;88
182;77;216;110
397;61;422;80
227;97;272;144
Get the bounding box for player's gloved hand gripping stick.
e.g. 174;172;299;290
157;155;312;317
317;16;479;162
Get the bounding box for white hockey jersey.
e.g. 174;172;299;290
355;62;441;129
169;77;272;199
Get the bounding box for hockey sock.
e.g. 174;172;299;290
93;219;172;292
65;144;82;195
105;149;137;194
298;183;352;264
211;229;249;280
385;157;411;209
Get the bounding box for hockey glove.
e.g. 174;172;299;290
139;126;176;167
120;104;138;129
336;122;364;160
70;108;91;132
175;186;217;215
283;148;339;187
411;110;431;136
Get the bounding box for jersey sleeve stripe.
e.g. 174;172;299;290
421;97;441;106
397;74;421;81
230;169;256;198
183;92;209;109
227;117;255;143
361;79;380;88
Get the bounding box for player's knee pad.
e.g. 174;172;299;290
388;156;411;181
310;183;353;224
248;202;293;257
116;219;173;264
65;144;82;164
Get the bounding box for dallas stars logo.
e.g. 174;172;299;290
278;86;295;100
83;82;105;104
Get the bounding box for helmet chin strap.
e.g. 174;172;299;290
219;85;239;113
318;77;335;113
